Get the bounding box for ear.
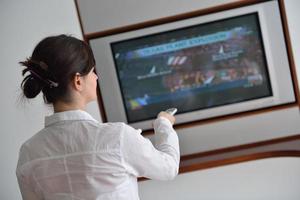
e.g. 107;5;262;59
72;73;84;91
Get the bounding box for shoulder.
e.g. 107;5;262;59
95;122;126;135
98;122;140;135
92;122;130;150
95;122;142;145
20;128;47;152
17;128;46;169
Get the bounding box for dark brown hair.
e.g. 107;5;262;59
20;34;95;104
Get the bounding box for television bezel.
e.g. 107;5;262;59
88;0;299;132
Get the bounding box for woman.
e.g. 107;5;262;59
16;35;180;200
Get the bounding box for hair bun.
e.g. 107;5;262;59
22;75;43;98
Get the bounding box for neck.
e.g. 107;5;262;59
53;100;86;113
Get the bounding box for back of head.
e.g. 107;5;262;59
20;34;95;104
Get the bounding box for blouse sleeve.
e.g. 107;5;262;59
17;175;42;200
121;117;180;180
16;146;42;200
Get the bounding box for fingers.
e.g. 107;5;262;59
158;112;176;125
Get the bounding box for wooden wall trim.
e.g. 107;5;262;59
74;0;85;39
139;150;300;181
139;135;300;181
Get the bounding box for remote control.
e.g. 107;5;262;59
165;108;178;115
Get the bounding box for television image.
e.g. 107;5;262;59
90;0;296;130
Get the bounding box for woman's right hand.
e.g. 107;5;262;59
157;111;176;125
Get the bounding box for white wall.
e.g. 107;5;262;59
0;0;100;199
139;157;300;200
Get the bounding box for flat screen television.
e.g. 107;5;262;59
90;0;296;130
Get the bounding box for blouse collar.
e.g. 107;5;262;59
45;110;98;127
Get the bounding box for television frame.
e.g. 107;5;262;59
87;0;299;131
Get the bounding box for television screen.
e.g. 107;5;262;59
111;13;272;123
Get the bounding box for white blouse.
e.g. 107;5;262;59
16;110;180;200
